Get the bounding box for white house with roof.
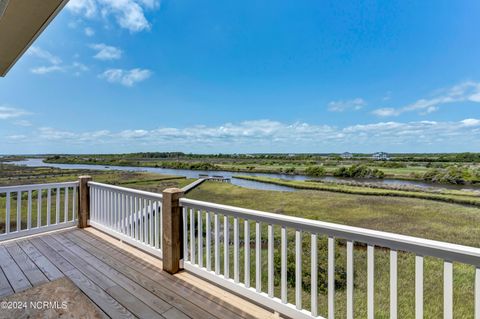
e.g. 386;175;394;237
341;152;353;159
372;151;390;160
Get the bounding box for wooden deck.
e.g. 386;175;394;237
0;227;281;319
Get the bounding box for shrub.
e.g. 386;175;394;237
378;162;406;168
423;166;470;184
333;165;385;179
305;166;325;177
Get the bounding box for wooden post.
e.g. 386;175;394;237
162;188;184;274
78;176;92;228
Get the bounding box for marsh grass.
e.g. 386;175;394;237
186;181;480;318
234;175;480;207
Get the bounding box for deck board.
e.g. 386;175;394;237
66;231;218;319
4;242;48;286
0;267;14;297
16;240;64;281
29;236;135;319
0;245;32;292
0;227;281;319
47;233;172;316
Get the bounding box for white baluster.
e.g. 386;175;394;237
6;192;10;233
255;222;261;292
214;213;220;274
268;224;274;297
244;219;250;288
444;260;453;319
416;255;423;319
311;233;318;317
224;215;229;278
17;191;22;231
328;237;335;319
295;230;302;310
37;189;41;227
368;245;375;319
198;210;203;267
281;225;287;304
27;190;32;230
234;217;239;282
390;250;398;319
206;211;211;271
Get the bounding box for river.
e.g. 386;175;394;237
7;158;480;192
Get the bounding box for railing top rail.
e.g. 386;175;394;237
180;198;480;266
88;181;163;201
0;181;79;193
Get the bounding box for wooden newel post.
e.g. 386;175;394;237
78;176;92;228
162;188;184;274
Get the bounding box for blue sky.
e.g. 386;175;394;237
1;0;480;154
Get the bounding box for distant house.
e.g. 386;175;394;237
372;152;390;160
341;152;353;159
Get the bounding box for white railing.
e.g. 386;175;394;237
6;180;478;318
0;182;78;241
180;198;480;319
88;182;163;259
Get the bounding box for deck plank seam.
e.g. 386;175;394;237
38;235;165;319
0;244;32;293
16;239;64;282
46;233;172;317
4;241;49;287
27;237;136;319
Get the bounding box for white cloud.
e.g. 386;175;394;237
118;129;149;138
99;68;151;86
84;27;95;36
66;0;159;32
73;62;89;72
461;119;480;127
18;118;480;153
0;106;31;120
6;135;28;142
27;46;88;76
31;65;65;74
137;0;160;9
31;63;89;75
90;43;122;60
66;0;97;18
14;120;33;127
372;107;399;117
38;127;111;142
72;62;89;76
27;46;62;65
373;81;480;117
328;98;365;112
